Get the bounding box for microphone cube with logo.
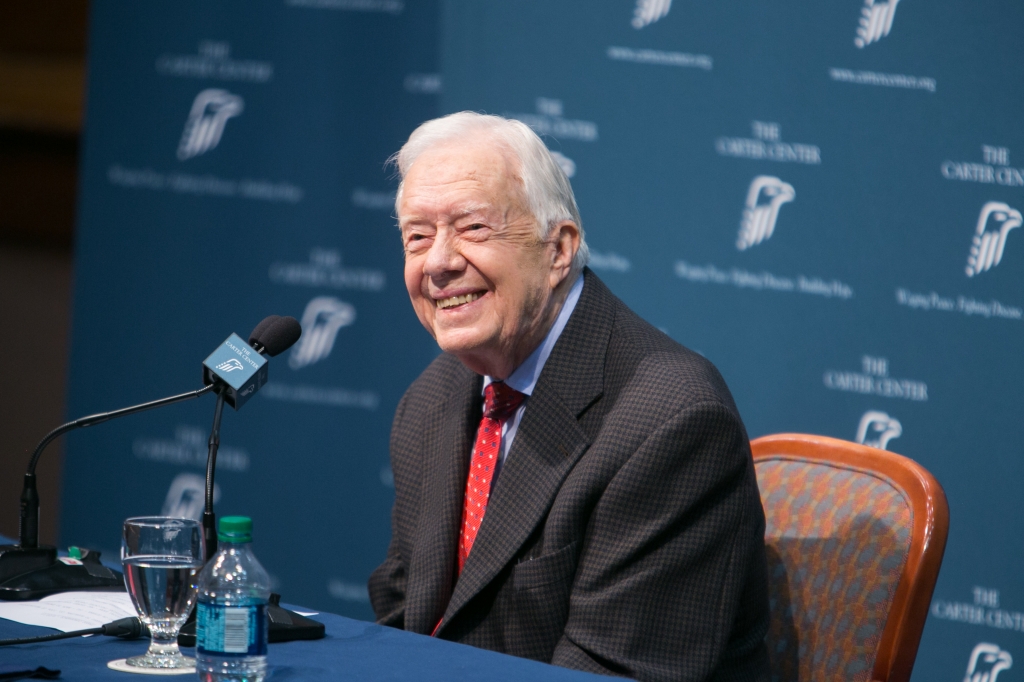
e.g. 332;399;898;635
202;333;268;409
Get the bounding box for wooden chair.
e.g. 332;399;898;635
751;434;949;682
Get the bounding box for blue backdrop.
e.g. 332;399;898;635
64;1;1023;679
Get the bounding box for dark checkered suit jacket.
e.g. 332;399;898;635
369;269;770;681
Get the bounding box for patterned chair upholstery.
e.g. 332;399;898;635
752;434;948;682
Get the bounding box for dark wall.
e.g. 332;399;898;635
0;2;89;545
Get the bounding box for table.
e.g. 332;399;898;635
2;610;609;681
0;535;605;680
0;536;606;680
0;529;605;682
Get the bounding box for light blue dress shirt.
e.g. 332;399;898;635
481;273;584;468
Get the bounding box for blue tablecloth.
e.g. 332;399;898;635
0;536;605;681
1;609;607;681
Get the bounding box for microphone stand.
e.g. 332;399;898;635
2;318;321;638
202;388;226;561
178;367;325;645
1;317;300;600
0;384;216;598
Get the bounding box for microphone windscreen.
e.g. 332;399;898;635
258;316;302;357
248;315;281;347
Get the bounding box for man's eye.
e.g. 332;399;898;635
405;233;430;249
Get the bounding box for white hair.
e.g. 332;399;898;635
392;111;589;278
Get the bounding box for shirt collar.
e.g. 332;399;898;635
483;273;584;397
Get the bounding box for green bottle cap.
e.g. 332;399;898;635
217;516;253;543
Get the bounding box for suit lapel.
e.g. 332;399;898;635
438;269;615;631
405;367;480;634
440;389;589;627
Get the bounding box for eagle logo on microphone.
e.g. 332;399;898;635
966;201;1021;277
855;411;902;450
737;176;795;251
177;89;244;161
289;297;357;370
854;0;901;48
215;358;244;373
632;0;671;28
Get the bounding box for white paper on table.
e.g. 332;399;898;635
0;591;138;632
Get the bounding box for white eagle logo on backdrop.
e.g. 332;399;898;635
854;0;901;48
632;0;672;29
965;643;1013;682
736;176;795;250
855;411;902;450
177;88;244;161
289;296;357;370
162;473;220;522
965;201;1021;277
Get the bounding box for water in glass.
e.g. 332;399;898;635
121;517;204;669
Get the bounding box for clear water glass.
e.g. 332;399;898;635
121;516;205;669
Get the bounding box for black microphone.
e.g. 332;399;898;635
0;316;298;597
201;315;299;411
248;314;281;349
249;315;301;357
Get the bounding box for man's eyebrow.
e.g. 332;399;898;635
400;204;490;229
398;216;426;229
451;205;488;220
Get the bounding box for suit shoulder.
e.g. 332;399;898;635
604;297;740;417
397;352;476;421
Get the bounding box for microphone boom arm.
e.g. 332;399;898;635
19;383;217;549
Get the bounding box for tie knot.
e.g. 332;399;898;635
483;382;525;422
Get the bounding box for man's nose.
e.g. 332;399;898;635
423;227;465;277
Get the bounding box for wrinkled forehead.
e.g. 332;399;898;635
397;135;527;220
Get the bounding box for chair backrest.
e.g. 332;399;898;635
751;434;948;682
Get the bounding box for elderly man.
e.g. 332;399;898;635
369;112;770;681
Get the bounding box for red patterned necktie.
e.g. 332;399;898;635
458;381;526;573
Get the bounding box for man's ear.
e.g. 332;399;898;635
549;220;580;288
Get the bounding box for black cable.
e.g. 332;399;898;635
0;627;101;646
0;616;146;646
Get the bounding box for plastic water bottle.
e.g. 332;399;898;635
196;516;271;682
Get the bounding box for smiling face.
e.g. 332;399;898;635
398;137;578;379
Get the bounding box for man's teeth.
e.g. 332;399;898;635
437;292;482;309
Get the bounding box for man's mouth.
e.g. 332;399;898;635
436;292;483;310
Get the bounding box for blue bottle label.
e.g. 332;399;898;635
196;602;268;656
